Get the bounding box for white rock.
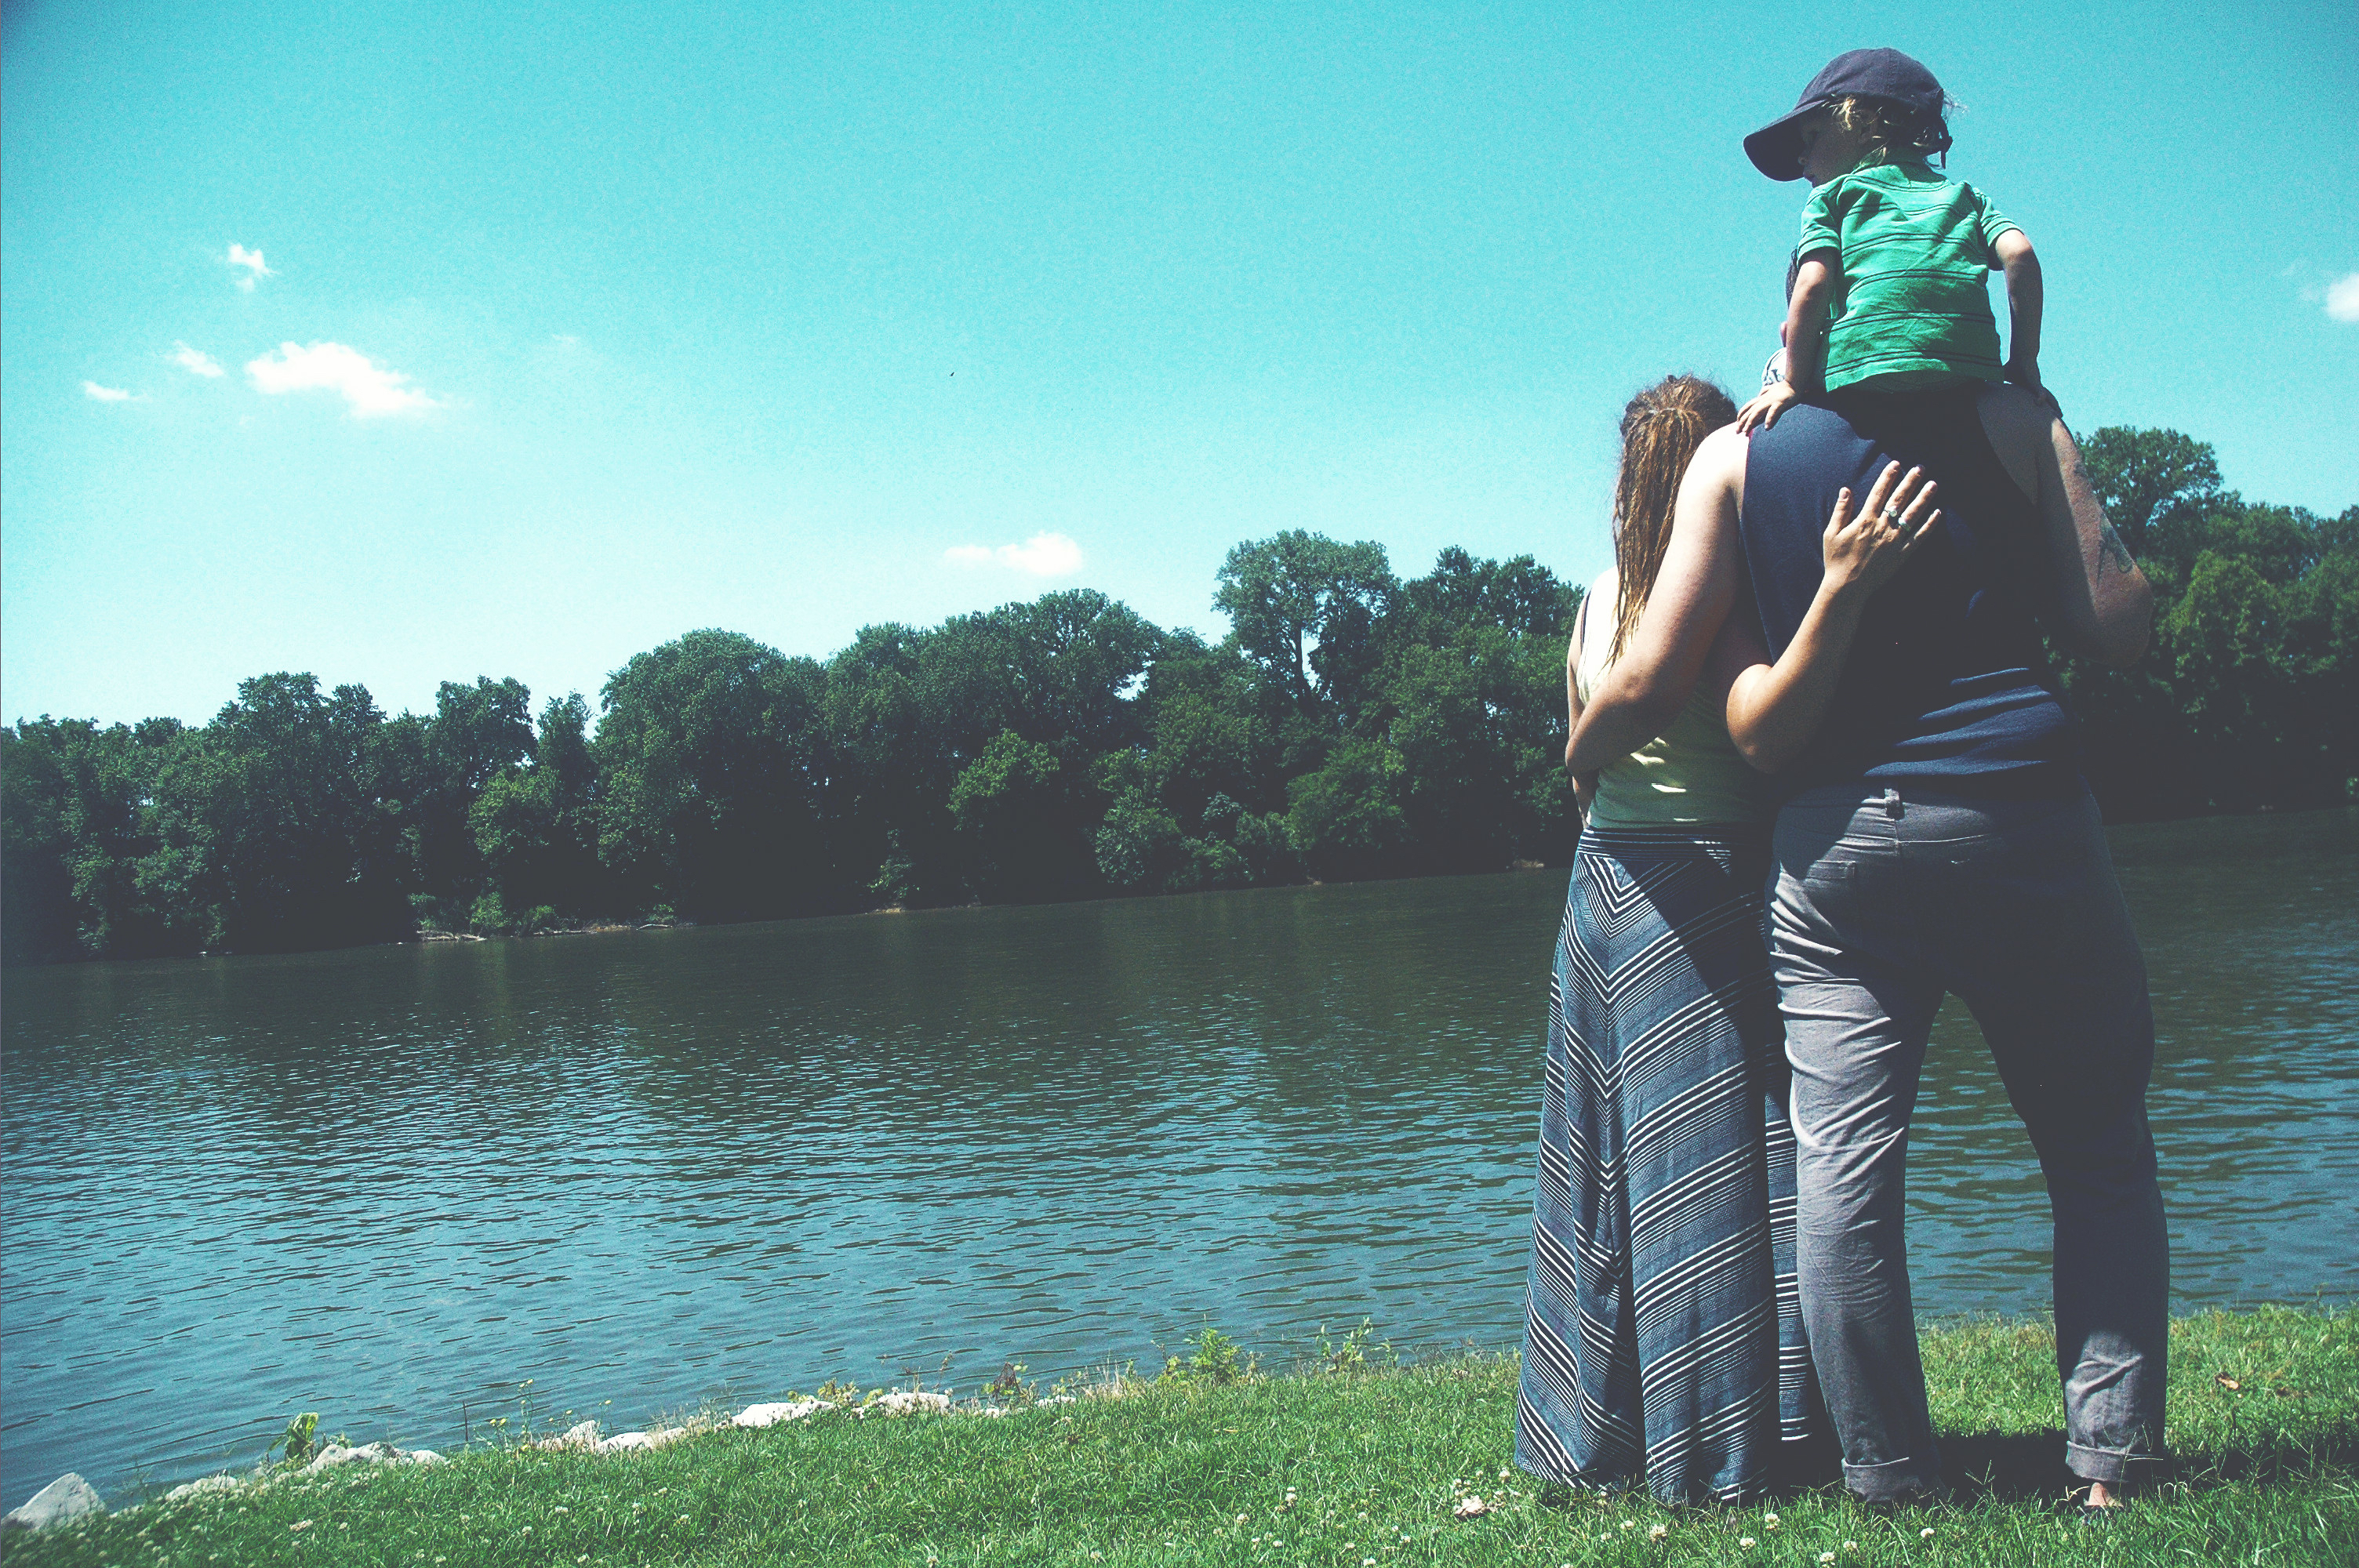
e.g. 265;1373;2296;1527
402;1449;445;1465
734;1399;826;1429
596;1432;659;1453
165;1475;245;1501
305;1443;402;1472
533;1421;602;1452
2;1473;103;1530
858;1390;951;1418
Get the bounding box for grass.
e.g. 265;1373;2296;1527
5;1307;2352;1567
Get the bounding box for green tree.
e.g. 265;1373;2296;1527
472;694;604;921
595;630;838;920
947;730;1094;901
1214;532;1397;721
1284;737;1409;881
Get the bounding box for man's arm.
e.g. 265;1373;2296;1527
1980;385;2153;667
1994;230;2042;387
1565;426;1747;773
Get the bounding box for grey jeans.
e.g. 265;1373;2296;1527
1769;783;2168;1500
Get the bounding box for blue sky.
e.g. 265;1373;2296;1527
5;0;2354;726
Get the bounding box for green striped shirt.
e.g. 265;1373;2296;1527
1798;159;2020;394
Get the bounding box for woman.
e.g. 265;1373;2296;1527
1515;376;1936;1501
1570;377;2163;1511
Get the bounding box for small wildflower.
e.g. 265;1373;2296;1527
521;1526;533;1535
339;1523;349;1530
1621;1519;1634;1530
1921;1526;1937;1539
677;1515;691;1524
1499;1466;1511;1479
1237;1514;1249;1525
1649;1523;1669;1541
1739;1537;1757;1548
1821;1555;1837;1565
1765;1512;1780;1528
1845;1543;1858;1552
553;1505;569;1515
1090;1555;1103;1563
289;1521;311;1532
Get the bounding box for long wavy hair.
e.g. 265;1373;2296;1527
1608;376;1738;662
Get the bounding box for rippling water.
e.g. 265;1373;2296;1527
3;808;2354;1499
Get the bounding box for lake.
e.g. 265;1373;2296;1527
3;808;2354;1501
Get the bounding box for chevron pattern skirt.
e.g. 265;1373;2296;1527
1515;822;1816;1502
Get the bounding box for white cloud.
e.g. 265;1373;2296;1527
225;243;275;291
2327;273;2359;324
82;380;134;402
170;342;226;378
245;341;440;419
944;531;1085;576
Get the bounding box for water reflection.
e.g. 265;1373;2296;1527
3;810;2353;1499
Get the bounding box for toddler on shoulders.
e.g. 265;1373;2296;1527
1736;49;2043;433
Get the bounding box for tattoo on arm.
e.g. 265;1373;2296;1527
2097;521;2136;577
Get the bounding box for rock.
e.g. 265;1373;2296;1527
402;1449;445;1465
858;1390;951;1419
164;1474;245;1502
596;1432;658;1453
305;1443;402;1472
2;1473;104;1530
533;1421;602;1452
733;1399;825;1429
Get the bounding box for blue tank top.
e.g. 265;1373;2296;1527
1736;386;2079;795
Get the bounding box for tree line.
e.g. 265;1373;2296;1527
5;424;2351;964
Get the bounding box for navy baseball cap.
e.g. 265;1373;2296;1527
1743;48;1950;180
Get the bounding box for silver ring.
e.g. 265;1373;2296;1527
1881;506;1902;527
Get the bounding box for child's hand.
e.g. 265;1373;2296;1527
1736;381;1800;435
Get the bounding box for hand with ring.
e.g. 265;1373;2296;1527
1821;461;1941;601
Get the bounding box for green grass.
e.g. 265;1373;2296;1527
7;1307;2353;1567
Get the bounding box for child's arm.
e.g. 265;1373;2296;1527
1995;229;2041;388
1736;252;1837;434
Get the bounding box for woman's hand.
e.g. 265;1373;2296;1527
1725;462;1941;775
1822;461;1939;601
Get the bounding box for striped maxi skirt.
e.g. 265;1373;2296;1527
1515;822;1817;1502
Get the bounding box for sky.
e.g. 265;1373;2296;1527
5;0;2355;728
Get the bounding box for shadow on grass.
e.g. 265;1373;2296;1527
1539;1422;2357;1509
1940;1422;2359;1503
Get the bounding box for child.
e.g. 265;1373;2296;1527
1736;49;2041;433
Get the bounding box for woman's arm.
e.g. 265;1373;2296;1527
1724;463;1941;771
1565;426;1749;775
1979;386;2154;668
1561;593;1597;816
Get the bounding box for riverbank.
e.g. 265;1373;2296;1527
4;1306;2350;1566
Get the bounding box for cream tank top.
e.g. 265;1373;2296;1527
1574;576;1773;828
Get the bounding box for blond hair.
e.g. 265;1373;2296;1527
1827;93;1955;167
1608;376;1738;662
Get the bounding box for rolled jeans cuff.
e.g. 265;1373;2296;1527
1841;1453;1941;1503
2066;1440;2166;1486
